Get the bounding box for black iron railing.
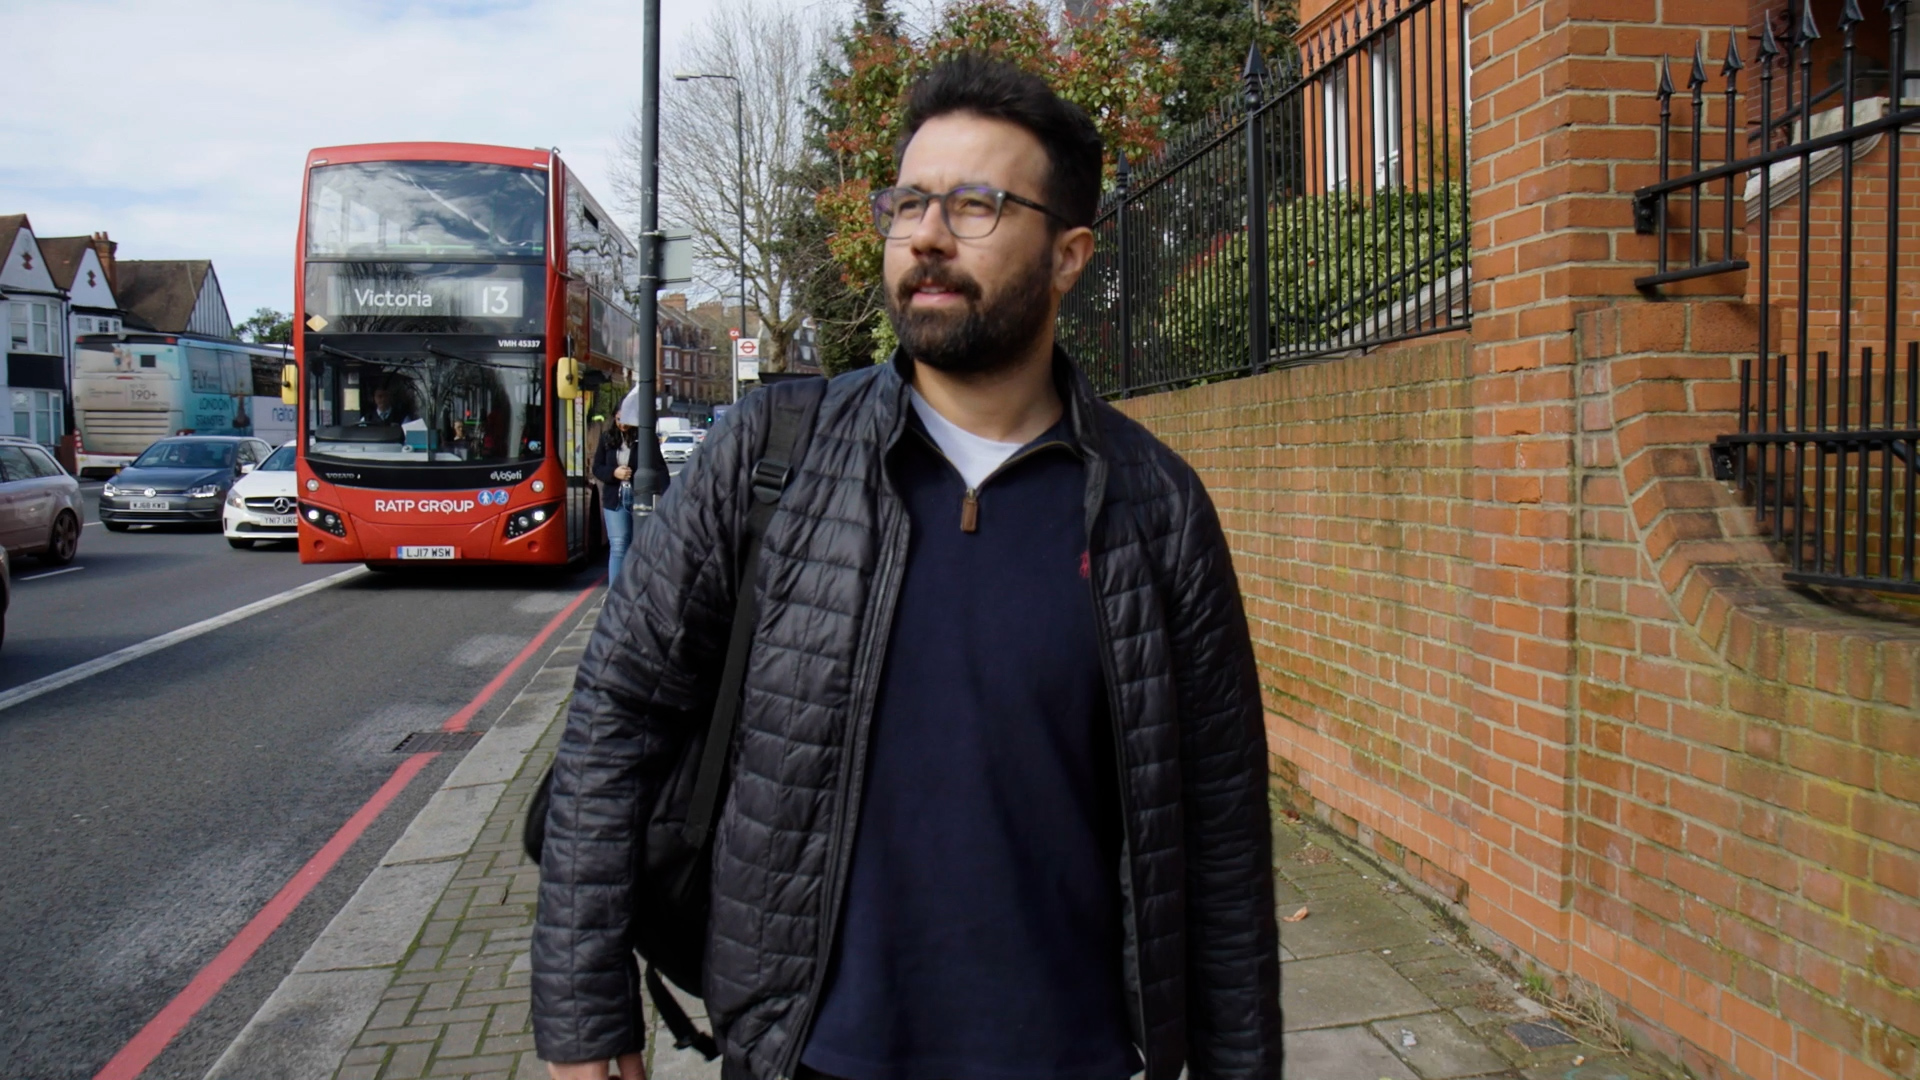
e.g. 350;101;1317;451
1633;1;1920;595
1059;0;1469;398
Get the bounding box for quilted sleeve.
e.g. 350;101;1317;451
1166;463;1285;1078
530;397;766;1064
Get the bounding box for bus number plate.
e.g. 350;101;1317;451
396;546;456;560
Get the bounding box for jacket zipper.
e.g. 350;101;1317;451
780;440;912;1077
911;425;1068;535
1082;462;1151;1071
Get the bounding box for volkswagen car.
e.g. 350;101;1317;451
99;436;274;531
222;441;298;548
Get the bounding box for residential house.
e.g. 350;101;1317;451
40;233;123;342
0;214;70;447
114;259;233;338
659;294;726;420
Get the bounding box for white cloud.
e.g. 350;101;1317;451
0;0;754;321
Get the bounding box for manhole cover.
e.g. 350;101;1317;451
1507;1020;1576;1048
393;731;485;753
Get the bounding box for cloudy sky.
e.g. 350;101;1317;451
0;0;767;322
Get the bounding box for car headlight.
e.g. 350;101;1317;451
226;488;245;508
188;484;221;499
102;483;120;498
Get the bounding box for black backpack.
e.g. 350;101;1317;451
522;378;827;1060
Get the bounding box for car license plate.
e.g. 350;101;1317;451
262;514;296;527
396;545;457;560
128;499;169;511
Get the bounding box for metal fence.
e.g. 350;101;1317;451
1633;4;1920;595
1059;0;1470;397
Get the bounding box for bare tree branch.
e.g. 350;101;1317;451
613;0;827;370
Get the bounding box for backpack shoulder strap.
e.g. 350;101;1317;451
683;377;828;847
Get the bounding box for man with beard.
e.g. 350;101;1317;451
534;54;1281;1080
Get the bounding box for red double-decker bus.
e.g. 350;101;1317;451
289;142;639;568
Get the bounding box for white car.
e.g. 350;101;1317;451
222;442;298;549
660;431;700;464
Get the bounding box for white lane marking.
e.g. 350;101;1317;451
18;566;84;581
0;567;368;714
83;520;103;528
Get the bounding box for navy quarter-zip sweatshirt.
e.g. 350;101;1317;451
798;415;1135;1080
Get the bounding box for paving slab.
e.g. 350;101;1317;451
297;861;463;972
203;968;394;1080
1283;951;1434;1030
1283;1026;1420;1080
1374;1011;1513;1078
381;781;508;866
1278;889;1435;958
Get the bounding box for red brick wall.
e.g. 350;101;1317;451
1115;305;1920;1080
1119;335;1480;902
1104;0;1920;1075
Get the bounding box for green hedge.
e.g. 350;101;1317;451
1142;182;1468;364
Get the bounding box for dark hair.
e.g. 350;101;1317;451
895;54;1104;230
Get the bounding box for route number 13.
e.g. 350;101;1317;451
480;285;511;315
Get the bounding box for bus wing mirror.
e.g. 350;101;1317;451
556;356;580;400
281;364;298;405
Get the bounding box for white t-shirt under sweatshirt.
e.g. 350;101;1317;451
908;388;1025;490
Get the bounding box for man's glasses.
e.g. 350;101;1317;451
870;184;1071;239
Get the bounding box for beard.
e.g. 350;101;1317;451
886;249;1055;376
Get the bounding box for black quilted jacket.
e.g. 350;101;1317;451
533;351;1282;1079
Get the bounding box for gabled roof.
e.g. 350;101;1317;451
38;237;95;291
116;260;212;332
0;216;26;267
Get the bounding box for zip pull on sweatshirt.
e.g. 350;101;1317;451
909;388;1036;534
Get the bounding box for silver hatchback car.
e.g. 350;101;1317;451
0;436;84;566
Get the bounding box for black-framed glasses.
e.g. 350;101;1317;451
870;184;1070;239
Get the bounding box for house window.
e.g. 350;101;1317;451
76;316;93;334
1323;64;1351;192
9;301;54;354
1371;32;1403;190
11;388;64;446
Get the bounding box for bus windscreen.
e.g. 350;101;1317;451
306;162;547;260
305;346;545;467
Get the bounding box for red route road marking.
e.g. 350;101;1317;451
93;579;602;1080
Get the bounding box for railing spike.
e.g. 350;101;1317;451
1689;40;1709;88
1658;54;1675;97
1796;0;1820;46
1840;0;1864;30
1722;28;1745;75
1115;150;1131;185
1758;13;1781;60
1243;42;1269;81
1889;0;1906;18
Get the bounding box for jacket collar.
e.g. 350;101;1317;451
878;343;1107;461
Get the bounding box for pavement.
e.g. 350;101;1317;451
202;607;1666;1080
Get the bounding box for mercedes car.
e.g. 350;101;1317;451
222;441;299;548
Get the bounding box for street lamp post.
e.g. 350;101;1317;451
672;70;746;404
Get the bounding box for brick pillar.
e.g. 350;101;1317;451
1463;0;1740;971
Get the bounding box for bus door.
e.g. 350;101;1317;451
563;282;593;560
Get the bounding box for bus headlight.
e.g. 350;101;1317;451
504;503;560;540
299;502;347;537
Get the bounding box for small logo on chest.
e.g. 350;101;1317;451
1080;550;1091;579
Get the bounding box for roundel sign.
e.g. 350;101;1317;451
734;338;760;359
